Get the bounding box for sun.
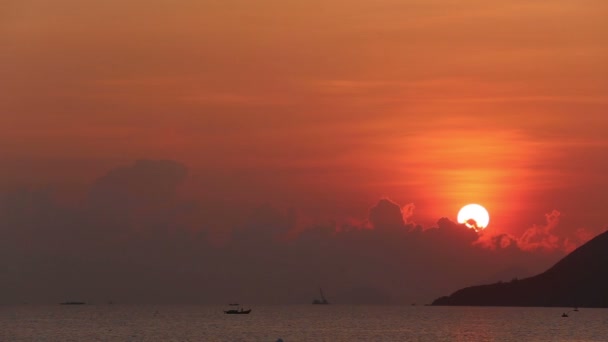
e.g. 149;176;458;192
457;204;490;230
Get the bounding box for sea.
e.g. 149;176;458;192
1;305;607;341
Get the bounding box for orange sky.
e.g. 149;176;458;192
2;0;608;238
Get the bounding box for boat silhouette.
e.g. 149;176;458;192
224;307;251;314
561;308;581;317
312;288;329;305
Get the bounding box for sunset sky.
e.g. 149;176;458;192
1;0;607;304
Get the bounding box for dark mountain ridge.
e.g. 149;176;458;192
432;230;608;307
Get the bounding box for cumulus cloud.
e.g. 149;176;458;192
232;204;297;243
507;209;593;252
88;159;187;208
563;227;595;253
0;160;214;303
402;202;416;223
0;174;597;305
476;232;518;250
517;210;562;251
369;198;406;231
490;233;517;249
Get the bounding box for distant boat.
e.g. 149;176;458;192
312;288;329;305
573;307;579;312
60;301;86;305
562;312;568;317
224;308;251;314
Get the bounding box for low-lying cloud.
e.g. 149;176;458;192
0;160;597;305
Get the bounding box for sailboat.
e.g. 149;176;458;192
312;288;329;305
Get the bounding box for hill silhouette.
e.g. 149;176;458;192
432;230;608;307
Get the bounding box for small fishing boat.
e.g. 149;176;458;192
224;308;251;314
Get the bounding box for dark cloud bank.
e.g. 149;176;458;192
0;160;591;305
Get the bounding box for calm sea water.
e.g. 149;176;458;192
1;305;607;341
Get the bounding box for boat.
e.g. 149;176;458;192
312;288;329;305
562;312;568;317
60;301;86;305
224;308;252;314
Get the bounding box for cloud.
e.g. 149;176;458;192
369;198;406;231
232;204;297;244
518;210;562;251
464;207;599;256
475;232;518;250
0;160;214;303
423;216;480;247
0;177;591;305
512;210;592;252
563;227;595;253
88;159;187;207
402;202;416;223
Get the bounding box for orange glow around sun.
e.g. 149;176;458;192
457;204;490;230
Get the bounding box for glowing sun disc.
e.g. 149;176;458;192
457;204;490;229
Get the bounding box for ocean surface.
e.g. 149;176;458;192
1;304;607;341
